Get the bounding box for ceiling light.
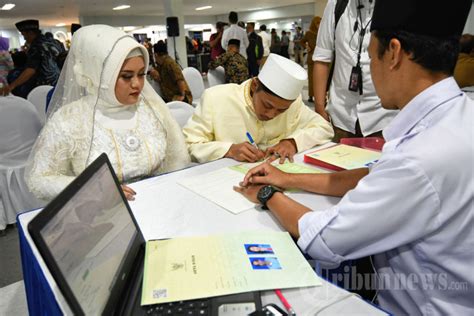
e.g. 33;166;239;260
56;23;66;27
1;3;15;10
195;6;212;11
113;5;130;10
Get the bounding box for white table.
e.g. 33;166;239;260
18;150;388;315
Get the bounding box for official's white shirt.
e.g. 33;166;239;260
221;24;250;58
313;0;397;135
258;31;271;57
297;77;474;315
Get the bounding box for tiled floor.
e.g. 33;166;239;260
0;225;22;288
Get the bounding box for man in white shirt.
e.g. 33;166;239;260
235;0;473;314
258;24;271;63
221;11;249;59
313;0;397;141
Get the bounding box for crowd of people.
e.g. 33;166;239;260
0;0;473;314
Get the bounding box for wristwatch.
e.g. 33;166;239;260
257;185;281;209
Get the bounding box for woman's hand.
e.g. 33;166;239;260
121;184;136;201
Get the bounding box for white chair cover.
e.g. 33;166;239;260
147;77;163;97
27;85;53;125
166;101;195;128
0;96;43;230
207;66;225;87
182;67;205;107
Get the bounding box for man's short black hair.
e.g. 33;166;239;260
228;39;240;48
260;24;267;32
459;34;474;54
153;40;168;55
374;30;460;75
229;11;238;24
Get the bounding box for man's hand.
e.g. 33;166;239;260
265;139;297;164
1;85;12;96
121;184;136;201
233;183;264;204
149;68;160;82
225;143;265;162
240;162;290;189
315;106;330;122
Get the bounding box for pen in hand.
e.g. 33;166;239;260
246;132;258;149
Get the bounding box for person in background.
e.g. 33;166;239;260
209;22;226;60
293;26;305;67
313;0;397;142
222;11;249;58
237;21;245;29
26;25;190;202
184;53;333;163
300;16;321;103
235;1;472;314
143;38;155;67
453;34;474;88
0;36;13;88
150;40;193;105
208;39;249;84
270;28;281;55
280;30;290;58
246;22;264;77
7;51;35;99
258;24;271;66
1;20;60;96
44;32;65;55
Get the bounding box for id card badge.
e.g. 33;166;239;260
348;65;363;94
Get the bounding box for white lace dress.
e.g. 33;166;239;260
89;105;167;184
27;98;188;201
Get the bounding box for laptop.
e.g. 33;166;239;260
28;153;262;316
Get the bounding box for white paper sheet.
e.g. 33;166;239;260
177;168;256;214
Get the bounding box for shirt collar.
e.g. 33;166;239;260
383;77;462;141
243;79;257;116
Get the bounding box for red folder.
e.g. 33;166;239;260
339;137;385;151
304;143;382;171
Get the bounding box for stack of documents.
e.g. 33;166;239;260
141;231;321;305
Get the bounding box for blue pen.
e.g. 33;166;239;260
246;132;258;149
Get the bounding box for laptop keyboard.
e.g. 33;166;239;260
145;299;211;316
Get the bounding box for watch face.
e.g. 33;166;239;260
258;185;276;206
259;186;273;199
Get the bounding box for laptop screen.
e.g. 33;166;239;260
38;162;137;315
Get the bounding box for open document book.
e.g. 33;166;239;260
177;161;326;214
141;231;321;305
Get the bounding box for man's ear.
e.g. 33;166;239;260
389;38;403;71
250;77;258;93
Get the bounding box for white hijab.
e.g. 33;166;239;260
26;25;190;197
48;24;150;117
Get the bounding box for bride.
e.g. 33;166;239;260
26;25;190;201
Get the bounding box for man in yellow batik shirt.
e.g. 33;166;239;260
183;53;334;163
